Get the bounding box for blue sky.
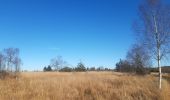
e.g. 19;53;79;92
0;0;143;71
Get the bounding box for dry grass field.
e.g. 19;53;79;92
0;72;169;100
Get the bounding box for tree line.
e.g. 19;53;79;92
43;57;112;72
43;65;113;72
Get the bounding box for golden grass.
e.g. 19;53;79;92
0;72;169;100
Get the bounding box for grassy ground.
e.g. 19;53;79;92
0;72;169;100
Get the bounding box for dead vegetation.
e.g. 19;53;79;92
0;72;169;100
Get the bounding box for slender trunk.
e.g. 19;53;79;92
158;49;162;89
7;62;9;71
153;15;162;89
0;64;1;71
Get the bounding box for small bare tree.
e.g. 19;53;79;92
4;48;20;72
135;0;170;89
13;57;22;73
126;44;151;75
50;56;66;71
0;53;5;71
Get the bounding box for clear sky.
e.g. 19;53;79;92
0;0;144;71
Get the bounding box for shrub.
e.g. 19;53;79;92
75;62;86;72
43;65;52;72
59;67;72;72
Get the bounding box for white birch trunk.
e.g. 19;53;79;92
153;15;162;89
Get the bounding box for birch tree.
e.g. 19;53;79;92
135;0;170;89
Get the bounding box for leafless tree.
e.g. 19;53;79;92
4;48;20;72
126;44;151;74
134;0;170;88
0;52;5;71
13;57;22;73
50;56;66;71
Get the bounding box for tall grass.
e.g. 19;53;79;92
0;72;169;100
